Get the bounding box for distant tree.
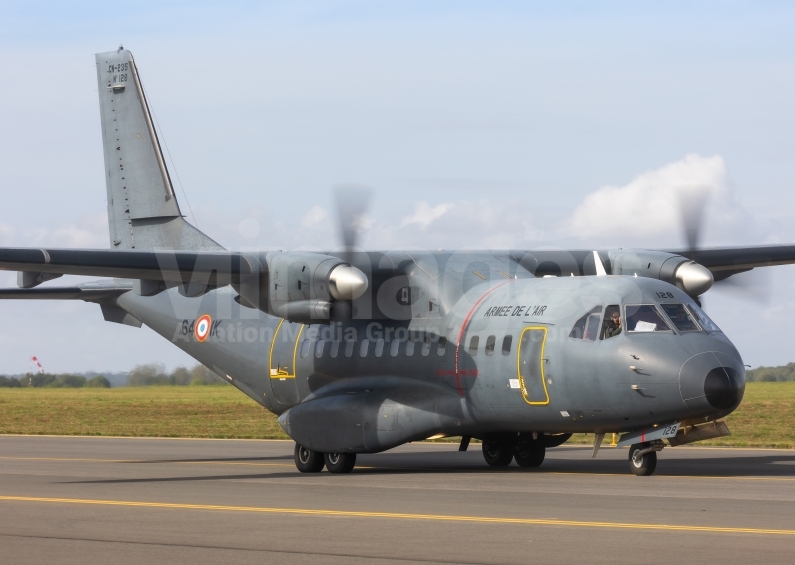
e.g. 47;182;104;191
190;364;225;385
747;363;795;382
57;375;87;388
171;366;192;386
0;376;22;388
127;364;170;386
86;375;111;388
30;373;57;387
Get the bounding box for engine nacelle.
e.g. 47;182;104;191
233;251;368;323
608;249;713;297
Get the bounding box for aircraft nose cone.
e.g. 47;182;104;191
675;261;714;297
328;264;369;301
679;351;745;414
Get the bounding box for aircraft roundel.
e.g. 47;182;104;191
194;314;212;342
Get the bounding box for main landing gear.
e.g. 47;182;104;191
294;444;356;474
482;434;546;468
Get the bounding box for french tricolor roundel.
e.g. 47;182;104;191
194;314;212;342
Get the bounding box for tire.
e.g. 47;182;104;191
294;444;325;473
628;443;658;476
324;452;356;474
515;439;545;468
482;438;514;466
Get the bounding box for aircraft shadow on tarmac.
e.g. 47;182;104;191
126;455;293;464
64;449;795;484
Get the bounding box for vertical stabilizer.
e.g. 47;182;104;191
95;47;223;251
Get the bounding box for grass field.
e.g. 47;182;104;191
0;383;794;448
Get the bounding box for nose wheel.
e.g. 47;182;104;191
628;442;660;476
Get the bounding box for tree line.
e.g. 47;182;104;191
0;363;226;388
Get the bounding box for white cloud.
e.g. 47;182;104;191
400;201;454;229
566;154;758;247
301;205;328;228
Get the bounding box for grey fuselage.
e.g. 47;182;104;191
116;263;744;454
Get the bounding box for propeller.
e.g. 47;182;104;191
677;186;771;306
333;183;374;265
328;183;374;319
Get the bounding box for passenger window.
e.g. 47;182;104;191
330;340;340;358
569;306;603;340
375;338;385;357
625;305;672;332
344;339;355;358
485;335;496;356
390;339;400;357
405;340;415;356
501;335;512;355
437;337;447;356
300;339;311;358
359;339;370;357
468;335;479;356
421;340;430;356
314;340;325;358
660;304;700;332
686;303;721;333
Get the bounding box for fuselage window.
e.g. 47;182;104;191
330;340;340;358
686;303;721;333
437;337;447;356
501;335;513;355
468;335;479;356
569;306;603;341
300;339;311;358
660;303;700;332
375;338;385;357
405;340;415;356
390;339;400;357
625;305;672;332
359;339;370;357
421;340;430;356
344;339;355;358
485;335;496;356
315;340;325;358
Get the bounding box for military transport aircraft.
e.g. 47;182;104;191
1;47;792;476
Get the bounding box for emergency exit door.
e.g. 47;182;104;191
517;327;550;405
268;320;304;405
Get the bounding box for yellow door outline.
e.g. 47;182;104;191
516;326;550;405
268;319;305;379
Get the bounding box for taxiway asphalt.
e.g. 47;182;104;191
1;435;793;564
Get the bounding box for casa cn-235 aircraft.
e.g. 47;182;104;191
2;47;793;476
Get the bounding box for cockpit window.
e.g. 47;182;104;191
686;303;721;333
660;303;700;332
624;305;672;332
569;306;602;341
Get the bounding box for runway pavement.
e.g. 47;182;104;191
1;435;794;564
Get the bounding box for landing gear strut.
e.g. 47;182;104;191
628;441;663;476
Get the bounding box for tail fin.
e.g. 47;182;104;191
95;47;223;251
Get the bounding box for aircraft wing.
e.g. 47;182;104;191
667;245;795;280
0;248;256;285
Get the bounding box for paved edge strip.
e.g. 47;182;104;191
0;495;792;536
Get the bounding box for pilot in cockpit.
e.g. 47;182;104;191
604;310;622;338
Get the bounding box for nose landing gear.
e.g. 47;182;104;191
294;444;356;474
628;441;664;476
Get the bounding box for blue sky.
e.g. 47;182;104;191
1;1;794;373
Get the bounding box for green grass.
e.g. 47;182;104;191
0;383;794;447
